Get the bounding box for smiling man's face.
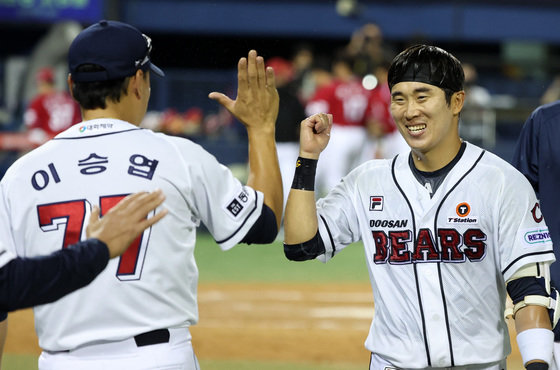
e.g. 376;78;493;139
390;81;463;158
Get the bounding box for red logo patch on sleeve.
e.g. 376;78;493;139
531;203;543;223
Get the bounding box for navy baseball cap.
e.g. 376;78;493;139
68;20;164;82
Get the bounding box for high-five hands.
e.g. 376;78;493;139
208;49;279;132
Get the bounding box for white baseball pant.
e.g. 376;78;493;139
38;328;199;370
369;353;507;370
551;341;560;370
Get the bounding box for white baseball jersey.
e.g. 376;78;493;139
0;118;264;351
0;241;15;270
314;142;554;368
0;193;16;269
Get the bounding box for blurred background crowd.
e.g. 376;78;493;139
1;0;560;193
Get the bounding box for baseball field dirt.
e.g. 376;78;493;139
5;282;524;369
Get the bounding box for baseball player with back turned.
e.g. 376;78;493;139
0;190;167;366
283;44;557;369
0;20;282;370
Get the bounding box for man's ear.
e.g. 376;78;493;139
67;74;75;99
452;90;465;115
130;69;146;99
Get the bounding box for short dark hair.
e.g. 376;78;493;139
71;64;130;110
388;44;464;104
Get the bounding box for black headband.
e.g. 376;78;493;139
388;44;464;93
399;66;441;88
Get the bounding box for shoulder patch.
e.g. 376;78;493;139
531;203;544;223
523;228;551;246
226;199;243;216
223;188;251;219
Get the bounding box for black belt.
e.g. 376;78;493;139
134;329;170;347
50;329;171;353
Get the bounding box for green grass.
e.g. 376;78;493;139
194;232;369;283
199;359;365;370
2;354;38;370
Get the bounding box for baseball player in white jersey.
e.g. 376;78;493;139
283;45;557;369
0;190;166;312
0;191;166;365
0;20;282;370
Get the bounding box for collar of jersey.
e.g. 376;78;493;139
55;118;141;138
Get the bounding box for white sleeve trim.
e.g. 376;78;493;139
316;214;335;263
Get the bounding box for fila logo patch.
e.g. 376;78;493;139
370;196;383;211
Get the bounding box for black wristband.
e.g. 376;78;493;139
526;362;549;370
291;157;318;191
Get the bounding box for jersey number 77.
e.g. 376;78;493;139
36;194;151;281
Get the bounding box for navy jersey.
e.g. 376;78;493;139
512;101;560;288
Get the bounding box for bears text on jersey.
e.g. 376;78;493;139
372;228;487;264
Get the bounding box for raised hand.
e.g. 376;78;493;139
208;50;279;134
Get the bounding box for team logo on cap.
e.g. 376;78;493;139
370;196;383;211
135;34;152;68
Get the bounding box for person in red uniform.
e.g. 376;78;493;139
23;67;81;145
305;51;372;194
361;62;409;162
